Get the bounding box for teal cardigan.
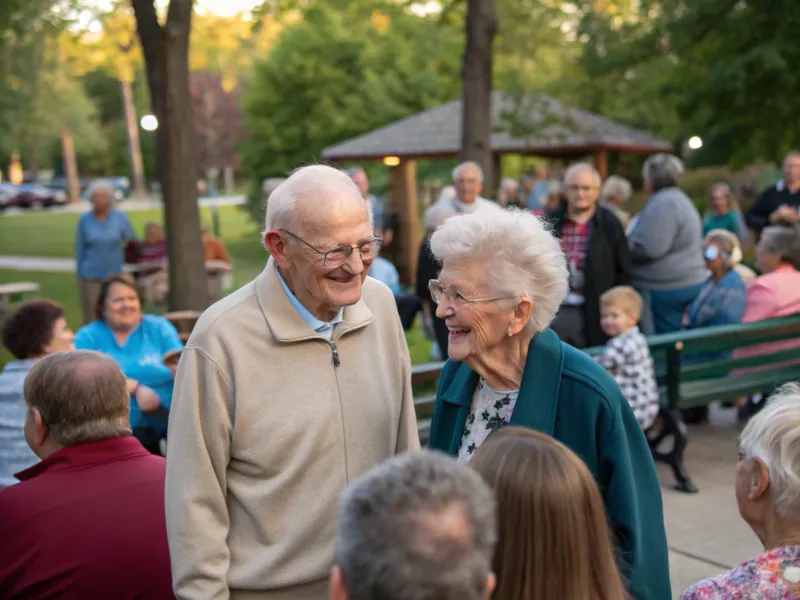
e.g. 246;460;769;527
428;329;671;600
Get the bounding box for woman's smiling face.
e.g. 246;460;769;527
435;262;516;363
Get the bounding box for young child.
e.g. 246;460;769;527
597;286;660;430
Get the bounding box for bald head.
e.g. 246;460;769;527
264;165;371;235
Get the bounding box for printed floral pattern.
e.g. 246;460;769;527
457;379;518;462
681;546;800;599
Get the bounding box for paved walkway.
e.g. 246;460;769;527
0;256;75;272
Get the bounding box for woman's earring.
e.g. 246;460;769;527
508;332;513;337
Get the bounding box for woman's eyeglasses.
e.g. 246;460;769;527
428;279;512;310
281;230;383;268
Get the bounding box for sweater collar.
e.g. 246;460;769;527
256;257;373;342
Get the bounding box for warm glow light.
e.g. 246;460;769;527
141;114;159;131
688;136;703;150
383;156;401;166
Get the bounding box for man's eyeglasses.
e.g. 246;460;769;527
428;279;512;310
280;230;382;268
566;184;597;193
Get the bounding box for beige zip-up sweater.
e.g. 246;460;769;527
165;259;420;600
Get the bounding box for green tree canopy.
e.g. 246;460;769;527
241;0;463;217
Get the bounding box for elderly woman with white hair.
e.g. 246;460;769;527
628;154;709;334
74;180;136;324
681;383;800;599
426;208;671;600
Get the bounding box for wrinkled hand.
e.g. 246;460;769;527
135;385;161;413
769;204;798;224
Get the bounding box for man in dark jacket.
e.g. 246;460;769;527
745;151;800;236
547;163;632;348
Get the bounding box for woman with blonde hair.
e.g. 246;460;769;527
703;182;747;240
470;426;628;600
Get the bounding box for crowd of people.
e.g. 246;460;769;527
0;155;799;599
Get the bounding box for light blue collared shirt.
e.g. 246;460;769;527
276;268;343;341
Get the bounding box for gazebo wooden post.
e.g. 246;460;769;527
390;159;421;285
490;152;502;197
593;149;608;180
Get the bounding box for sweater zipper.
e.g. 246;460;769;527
331;340;340;367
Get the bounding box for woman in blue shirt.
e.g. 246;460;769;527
75;181;136;324
74;275;183;454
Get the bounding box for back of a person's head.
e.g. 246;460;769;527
2;299;65;360
24;351;132;447
469;427;628;600
334;450;497;600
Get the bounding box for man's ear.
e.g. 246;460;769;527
263;230;291;269
329;565;348;600
32;408;49;448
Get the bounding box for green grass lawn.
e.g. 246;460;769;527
0;206;435;366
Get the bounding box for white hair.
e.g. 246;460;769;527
452;161;484;184
264;164;371;232
740;383;800;519
601;175;633;203
563;163;601;187
430;208;568;334
87;180;116;203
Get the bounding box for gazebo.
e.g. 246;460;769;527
322;92;671;283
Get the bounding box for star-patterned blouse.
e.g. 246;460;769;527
457;379;519;462
680;545;800;599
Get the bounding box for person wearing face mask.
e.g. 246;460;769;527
426;208;670;600
0;300;75;488
164;165;419;600
73;275;184;454
685;230;747;331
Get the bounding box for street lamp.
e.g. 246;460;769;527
688;136;703;150
140;114;158;131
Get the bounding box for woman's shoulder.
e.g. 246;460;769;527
558;343;626;409
74;320;108;346
142;314;178;332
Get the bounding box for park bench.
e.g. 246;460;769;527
412;314;800;494
163;310;202;343
0;281;41;320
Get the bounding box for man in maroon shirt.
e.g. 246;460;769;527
0;351;174;600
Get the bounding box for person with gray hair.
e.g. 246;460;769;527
732;224;800;418
547;163;632;348
347;166;386;232
745;151;800;235
600;174;633;229
74;180;136;324
681;382;800;599
496;177;522;208
425;208;670;599
628;154;709;334
448;161;502;214
330;450;497;600
0;351;173;599
166;164;420;600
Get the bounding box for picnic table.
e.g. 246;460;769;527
0;281;41;319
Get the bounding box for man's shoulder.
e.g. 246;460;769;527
187;280;260;346
361;275;398;312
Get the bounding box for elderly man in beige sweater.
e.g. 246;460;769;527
165;165;421;600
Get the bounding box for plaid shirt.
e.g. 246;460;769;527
597;326;660;430
560;219;591;295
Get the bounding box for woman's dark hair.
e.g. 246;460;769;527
1;299;65;359
95;274;143;321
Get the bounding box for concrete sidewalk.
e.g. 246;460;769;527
0;256;75;272
660;407;760;598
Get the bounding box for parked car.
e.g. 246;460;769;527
16;183;67;209
0;183;20;212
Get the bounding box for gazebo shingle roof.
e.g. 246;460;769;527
322;92;671;161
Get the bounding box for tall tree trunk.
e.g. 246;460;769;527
120;78;148;197
133;0;206;311
460;0;498;194
61;130;80;204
